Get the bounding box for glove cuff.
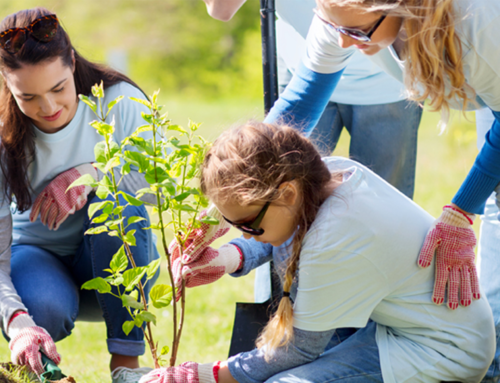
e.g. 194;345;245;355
7;312;36;339
220;244;243;274
442;206;475;228
197;362;218;383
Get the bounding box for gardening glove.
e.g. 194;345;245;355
30;163;98;230
417;205;479;310
8;312;61;375
139;361;220;383
170;205;236;300
172;243;243;301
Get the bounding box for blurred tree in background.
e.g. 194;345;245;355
0;0;263;100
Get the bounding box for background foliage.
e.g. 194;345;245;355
0;0;263;99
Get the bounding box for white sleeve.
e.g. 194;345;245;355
303;15;356;74
0;215;28;331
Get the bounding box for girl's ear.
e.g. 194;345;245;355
278;180;300;207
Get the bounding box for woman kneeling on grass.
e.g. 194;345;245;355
140;121;495;383
0;7;159;382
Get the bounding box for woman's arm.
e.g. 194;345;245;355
0;214;28;331
452;110;500;214
201;0;247;21
264;61;345;133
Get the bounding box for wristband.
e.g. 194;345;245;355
7;311;27;328
213;361;221;383
444;205;474;225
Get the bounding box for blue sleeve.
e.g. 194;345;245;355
264;61;344;135
227;327;334;383
452;110;500;214
229;237;273;277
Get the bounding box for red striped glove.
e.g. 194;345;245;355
29;164;97;230
139;362;220;383
417;205;479;310
8;312;61;375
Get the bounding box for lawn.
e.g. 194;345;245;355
0;99;481;382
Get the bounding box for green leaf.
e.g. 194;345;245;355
104;156;121;174
122;321;135;336
113;206;125;216
120;193;143;207
179;204;197;212
135;124;153;134
94;142;107;163
110;245;128;273
66;174;97;192
108;275;124;286
88;200;113;219
128;216;147;226
160;346;169;355
167;125;187;134
103;203;114;215
122;267;147;291
90;120;114;136
92;213;109;224
149;284;173;309
122;162;131;176
106;95;124;117
134;316;144;328
200;215;220;225
172;191;191;202
146;259;161;280
81;277;111;294
91;81;104;99
122;293;143;310
141;112;154;124
129;97;151;108
79;94;97;113
124;151;149;173
85;226;109;235
124;230;137;246
136;311;156;326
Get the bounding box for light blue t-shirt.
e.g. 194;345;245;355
229;157;494;382
0;82;151;256
276;0;406;105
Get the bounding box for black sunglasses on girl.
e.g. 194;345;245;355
0;14;59;54
313;8;386;43
223;201;271;236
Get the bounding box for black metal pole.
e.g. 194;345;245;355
260;0;278;114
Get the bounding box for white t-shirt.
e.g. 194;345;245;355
294;157;495;382
303;0;500;111
276;0;406;105
0;82;151;256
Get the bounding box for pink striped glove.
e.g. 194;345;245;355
170;205;239;301
8;312;61;375
139;362;220;383
417;205;479;310
172;244;243;301
29;164;98;230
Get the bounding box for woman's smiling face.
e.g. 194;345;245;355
3;56;78;133
316;0;403;56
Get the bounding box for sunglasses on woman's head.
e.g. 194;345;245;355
313;9;386;43
223;201;271;236
0;14;59;54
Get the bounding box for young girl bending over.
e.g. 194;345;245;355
140;121;494;383
0;7;158;382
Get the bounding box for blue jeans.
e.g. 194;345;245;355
305;100;422;199
10;193;160;356
478;189;500;383
265;322;382;383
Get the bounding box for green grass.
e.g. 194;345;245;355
0;100;480;382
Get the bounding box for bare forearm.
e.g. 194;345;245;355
201;0;247;21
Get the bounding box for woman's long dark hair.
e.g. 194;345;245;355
0;7;143;212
